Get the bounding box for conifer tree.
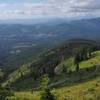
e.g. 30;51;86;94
40;75;55;100
74;53;80;72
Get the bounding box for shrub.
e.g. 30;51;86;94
0;85;13;100
40;88;55;100
40;75;55;100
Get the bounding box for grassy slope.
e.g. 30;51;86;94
8;76;100;100
7;50;100;100
59;51;100;72
55;76;100;100
80;51;100;68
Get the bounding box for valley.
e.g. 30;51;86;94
0;18;100;72
0;18;100;100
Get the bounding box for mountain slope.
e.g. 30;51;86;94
2;39;99;89
7;50;100;100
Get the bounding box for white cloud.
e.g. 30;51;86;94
0;0;100;19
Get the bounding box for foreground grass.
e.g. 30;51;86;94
55;76;100;100
8;76;100;100
8;91;40;100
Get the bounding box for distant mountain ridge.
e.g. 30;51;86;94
0;17;100;40
0;17;100;71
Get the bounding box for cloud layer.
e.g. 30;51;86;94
0;0;100;19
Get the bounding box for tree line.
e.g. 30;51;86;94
74;45;100;72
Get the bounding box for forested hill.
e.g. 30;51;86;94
1;39;100;90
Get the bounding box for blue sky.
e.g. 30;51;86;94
0;0;100;19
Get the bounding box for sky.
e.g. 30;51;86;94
0;0;100;20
